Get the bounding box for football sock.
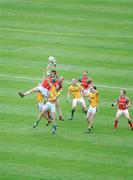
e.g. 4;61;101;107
59;116;64;121
71;109;75;118
53;124;58;131
84;110;87;115
128;120;133;129
19;92;24;98
35;120;40;126
114;120;118;129
47;111;51;119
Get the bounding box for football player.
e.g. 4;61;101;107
34;77;62;134
112;89;133;131
67;79;87;120
34;92;51;127
78;70;93;97
85;86;99;133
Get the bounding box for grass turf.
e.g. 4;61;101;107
0;0;133;179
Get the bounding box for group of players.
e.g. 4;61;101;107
19;56;133;134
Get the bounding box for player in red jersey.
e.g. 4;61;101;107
18;65;59;99
112;89;133;130
19;77;51;98
78;70;93;97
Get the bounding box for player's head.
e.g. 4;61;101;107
83;70;88;76
90;86;97;93
59;76;64;82
120;89;126;96
51;70;57;77
56;84;62;90
72;79;77;85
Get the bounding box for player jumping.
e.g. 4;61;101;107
33;78;62;134
18;76;51;99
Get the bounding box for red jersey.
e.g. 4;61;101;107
81;76;92;90
41;75;56;91
53;80;63;90
117;96;129;110
41;79;51;90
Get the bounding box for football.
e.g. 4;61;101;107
48;56;56;63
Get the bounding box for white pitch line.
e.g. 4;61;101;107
0;27;133;38
0;74;41;81
0;74;133;91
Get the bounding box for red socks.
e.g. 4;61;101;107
128;120;133;129
114;120;118;129
114;120;133;129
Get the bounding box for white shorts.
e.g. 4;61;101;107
116;109;129;117
72;97;86;108
87;106;97;115
38;102;45;112
43;101;56;114
38;85;49;98
83;89;90;96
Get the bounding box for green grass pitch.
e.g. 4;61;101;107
0;0;133;179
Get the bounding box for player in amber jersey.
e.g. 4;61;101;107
54;76;64;121
112;89;133;131
34;92;51;127
78;70;93;96
33;78;61;134
49;74;64;120
85;86;99;133
67;79;87;120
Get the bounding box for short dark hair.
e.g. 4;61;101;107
93;86;97;90
58;84;62;90
51;70;57;75
84;70;88;74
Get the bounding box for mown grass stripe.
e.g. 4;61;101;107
1;0;133;179
1;27;133;38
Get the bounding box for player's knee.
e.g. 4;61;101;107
115;117;118;121
83;106;87;110
127;119;131;122
56;103;59;108
114;119;118;122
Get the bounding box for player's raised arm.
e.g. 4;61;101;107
46;62;53;75
43;56;56;78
